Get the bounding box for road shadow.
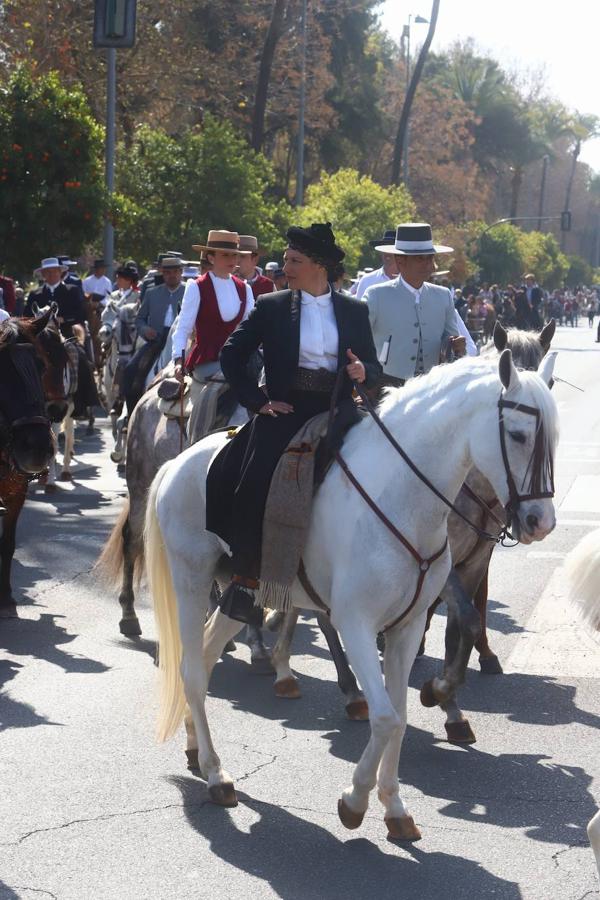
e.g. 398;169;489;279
0;882;21;899
167;777;521;900
0;613;110;678
0;659;59;732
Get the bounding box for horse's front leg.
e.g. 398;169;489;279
376;612;427;841
0;483;26;616
316;611;368;720
473;567;503;674
588;809;600;882
60;414;75;481
118;514;141;636
336;614;401;831
246;623;275;675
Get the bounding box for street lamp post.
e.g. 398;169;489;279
401;13;428;188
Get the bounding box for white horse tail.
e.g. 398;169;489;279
145;462;187;742
94;499;129;586
564;528;600;630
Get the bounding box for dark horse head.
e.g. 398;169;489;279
0;313;55;474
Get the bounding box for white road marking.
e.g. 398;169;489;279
557;519;600;528
505;566;600;677
559;475;600;513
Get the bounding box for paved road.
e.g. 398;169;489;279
1;323;600;900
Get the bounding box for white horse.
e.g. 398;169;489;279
145;350;558;840
565;528;600;880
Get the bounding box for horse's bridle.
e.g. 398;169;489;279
497;396;555;529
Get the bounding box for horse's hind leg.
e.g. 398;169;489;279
272;608;302;698
474;568;503;674
118;515;141;636
376;613;427;841
588;809;600;882
59;415;75;481
316;612;368;720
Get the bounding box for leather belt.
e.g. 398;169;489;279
291;367;337;393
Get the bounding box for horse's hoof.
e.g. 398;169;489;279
250;651;276;676
209;782;238;807
222;639;236;654
0;602;18;619
337;798;365;830
185;748;200;772
44;483;58;494
58;471;72;482
385;815;422;842
445;719;476;744
419;679;439;708
376;632;386;654
479;654;503;675
274;676;301;699
345;698;369;721
119;617;142;637
265;610;284;632
110;451;124;463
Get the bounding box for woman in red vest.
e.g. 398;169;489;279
172;230;255;441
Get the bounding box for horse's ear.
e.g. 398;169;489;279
493;321;508;352
30;307;53;334
539;318;556;352
499;348;520;393
31;301;40;317
537;349;558;386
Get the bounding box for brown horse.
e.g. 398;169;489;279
0;311;71;615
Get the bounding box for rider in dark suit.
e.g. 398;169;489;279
207;223;382;626
25;258;86;338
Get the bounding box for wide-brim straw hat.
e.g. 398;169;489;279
238;234;262;255
374;223;453;255
192;230;251;254
35;257;68;276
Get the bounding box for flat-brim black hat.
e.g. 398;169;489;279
369;228;396;249
374;222;453;255
115;264;139;280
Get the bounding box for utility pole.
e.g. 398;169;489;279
104;48;116;277
295;0;307;207
537;154;549;231
93;0;137;277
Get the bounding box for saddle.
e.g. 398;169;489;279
258;401;364;611
157;376;193;420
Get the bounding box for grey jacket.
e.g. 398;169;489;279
135;282;185;341
364;278;459;381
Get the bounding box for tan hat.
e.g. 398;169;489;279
238;234;260;254
192;230;251;254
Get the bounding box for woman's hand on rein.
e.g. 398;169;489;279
259;400;294;417
346;349;366;383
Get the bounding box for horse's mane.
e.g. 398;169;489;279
0;318;35;348
481;328;544;370
377;355;559;455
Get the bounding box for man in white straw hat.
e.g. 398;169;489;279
364;223;475;387
24;257;86;338
171;230;255;442
352;228;400;299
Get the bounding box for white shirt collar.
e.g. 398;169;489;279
209;270;232;284
301;289;332;308
399;274;423;299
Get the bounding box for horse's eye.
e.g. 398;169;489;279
509;430;526;444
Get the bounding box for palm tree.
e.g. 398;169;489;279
562;111;600;248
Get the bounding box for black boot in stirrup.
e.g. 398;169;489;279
218;580;263;628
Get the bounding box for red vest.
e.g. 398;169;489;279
249;272;275;299
185;273;247;370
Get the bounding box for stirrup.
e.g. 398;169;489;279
218;580;263;628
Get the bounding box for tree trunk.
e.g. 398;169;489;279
251;0;287;152
561;139;580;250
390;0;441;186
509;166;523;220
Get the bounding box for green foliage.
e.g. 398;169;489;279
0;65;105;278
519;231;569;289
565;254;594;287
114;116;290;265
475;223;569;287
296;168;415;272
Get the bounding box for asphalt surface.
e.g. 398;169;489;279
1;323;600;900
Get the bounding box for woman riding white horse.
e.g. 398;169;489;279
145;308;558;839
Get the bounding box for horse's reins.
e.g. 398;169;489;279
300;366;553;630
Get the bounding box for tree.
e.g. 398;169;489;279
476;223;523;284
390;0;441;185
565;254;594;288
251;0;288;151
519;230;569;289
0;65;104;279
113;115;291;265
562;112;600;249
296;167;415;271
